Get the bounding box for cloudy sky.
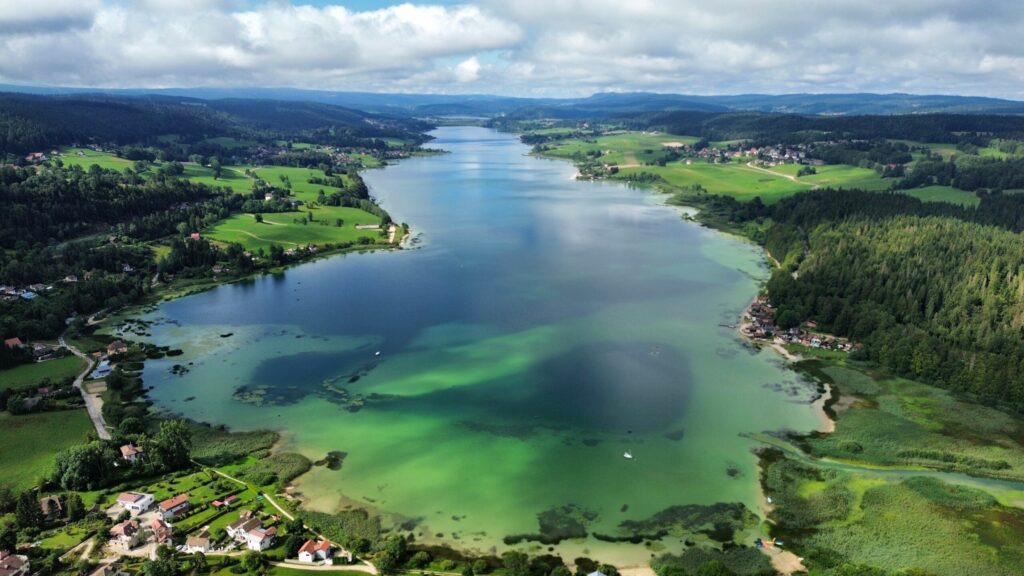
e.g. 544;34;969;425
2;0;1023;98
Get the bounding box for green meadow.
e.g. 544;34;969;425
205;209;383;251
57;147;136;171
765;163;890;191
182;164;255;193
0;356;85;391
903;185;980;206
0;410;95;491
541;132;700;166
619;162;811;203
249;165;351;197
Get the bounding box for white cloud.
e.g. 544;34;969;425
454;57;481;83
0;0;1023;98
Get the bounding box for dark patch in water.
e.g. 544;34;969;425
620;504;629;513
313;451;347;470
726;465;741;478
664;428;686;441
183;396;196;402
503;504;596;545
220;333;234;338
582;438;601;447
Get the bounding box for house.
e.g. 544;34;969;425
39;495;63;521
109;520;145;550
149;518;173;544
185;536;211;554
189;233;201;241
3;337;23;348
117;492;154;514
242;526;277;551
64;275;79;283
0;552;30;576
224;494;239;507
298;539;343;563
31;343;54;360
120;444;144;463
107;340;128;356
158;494;190;520
227;513;277;551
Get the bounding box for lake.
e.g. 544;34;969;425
137;127;823;564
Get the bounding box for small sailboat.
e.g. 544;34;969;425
374;351;382;357
623;451;633;460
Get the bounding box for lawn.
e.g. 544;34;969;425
205;210;384;251
0;356;85;391
0;410;95;491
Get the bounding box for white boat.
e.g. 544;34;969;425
374;351;382;356
623;451;633;459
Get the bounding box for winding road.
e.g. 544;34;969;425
59;334;111;440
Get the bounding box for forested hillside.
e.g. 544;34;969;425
0;93;430;155
698;188;1024;412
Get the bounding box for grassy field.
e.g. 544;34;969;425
620;162;812;203
902;185;981;206
249;166;351;197
182;164;255;193
765;163;891;191
0;410;95;491
205;209;383;251
57;148;136;171
541;132;701;166
0;356;85;391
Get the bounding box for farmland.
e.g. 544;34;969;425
0;409;95;491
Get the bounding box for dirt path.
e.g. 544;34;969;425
59;334;110;440
744;162;820;190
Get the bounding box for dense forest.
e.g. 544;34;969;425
695;189;1024;412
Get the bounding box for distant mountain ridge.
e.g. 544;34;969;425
1;84;1022;116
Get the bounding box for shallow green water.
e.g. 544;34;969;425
138;127;823;563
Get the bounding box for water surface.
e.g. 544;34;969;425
139;127;822;563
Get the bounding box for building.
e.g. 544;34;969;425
242;526;277;551
298;539;342;563
0;552;30;576
227;513;277;551
149;518;173;544
3;337;22;349
31;343;54;360
158;494;190;520
109;520;144;550
185;536;211;554
117;492;155;514
39;495;63;521
107;340;128;356
120;444;144;463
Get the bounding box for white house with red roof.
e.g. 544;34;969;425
158;494;190;520
116;492;154;514
298;539;339;563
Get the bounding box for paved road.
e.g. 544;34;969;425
59;334;111;440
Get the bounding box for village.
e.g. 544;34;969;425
741;296;859;353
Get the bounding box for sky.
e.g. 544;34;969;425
1;0;1023;98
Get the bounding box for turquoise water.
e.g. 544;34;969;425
137;127;823;564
